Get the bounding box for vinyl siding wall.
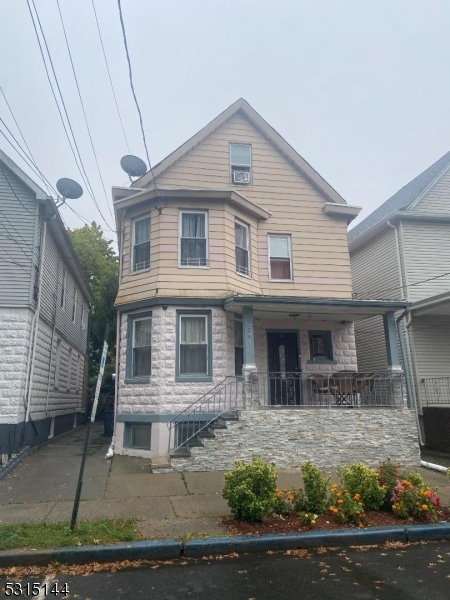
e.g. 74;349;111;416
350;228;400;372
116;111;352;305
410;165;450;215
400;221;450;303
0;163;37;306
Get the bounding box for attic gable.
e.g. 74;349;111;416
134;99;346;206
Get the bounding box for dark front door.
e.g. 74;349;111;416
267;332;301;405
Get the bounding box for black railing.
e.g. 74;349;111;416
421;377;450;406
250;371;406;407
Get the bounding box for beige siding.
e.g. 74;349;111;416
412;316;450;408
401;221;450;303
350;228;400;373
410;165;450;214
154;111;352;299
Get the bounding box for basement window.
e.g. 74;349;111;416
125;422;152;450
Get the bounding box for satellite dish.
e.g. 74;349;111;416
120;155;147;178
56;178;83;200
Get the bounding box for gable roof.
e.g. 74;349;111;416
0;150;94;304
348;150;450;244
133;98;347;205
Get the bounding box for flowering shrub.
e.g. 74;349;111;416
378;459;402;507
391;479;440;520
222;458;277;522
339;462;386;510
301;462;329;514
273;487;306;516
329;484;365;525
299;511;318;527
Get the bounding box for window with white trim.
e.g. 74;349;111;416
132;216;150;273
235;220;250;276
72;288;77;323
132;316;152;377
177;313;210;378
179;211;208;267
268;234;292;281
61;267;67;308
230;143;252;185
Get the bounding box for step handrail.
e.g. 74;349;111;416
168;376;241;454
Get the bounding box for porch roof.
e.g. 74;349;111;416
410;291;450;317
224;295;410;322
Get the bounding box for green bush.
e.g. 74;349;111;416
405;470;425;488
339;462;386;510
329;485;365;525
378;459;402;508
222;457;277;522
391;480;440;520
299;511;318;527
300;462;329;514
273;487;306;516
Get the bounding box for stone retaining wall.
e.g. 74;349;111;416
172;408;420;471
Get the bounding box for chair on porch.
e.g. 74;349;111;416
308;375;331;405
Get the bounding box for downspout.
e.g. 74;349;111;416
396;309;424;447
25;214;53;422
106;208;125;459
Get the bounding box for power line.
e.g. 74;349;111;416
55;0;115;224
0;86;54;196
355;271;450;301
62;203;117;238
0;122;56;197
0;242;30;274
26;0;114;232
117;0;158;188
90;0;131;154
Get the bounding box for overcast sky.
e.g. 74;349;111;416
1;0;449;241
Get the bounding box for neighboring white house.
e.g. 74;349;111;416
349;150;450;453
111;99;418;471
0;150;93;461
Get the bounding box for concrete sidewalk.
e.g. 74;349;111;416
0;424;449;540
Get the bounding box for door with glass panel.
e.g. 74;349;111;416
267;332;301;405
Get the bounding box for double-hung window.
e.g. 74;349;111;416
132;216;150;273
230;143;252;185
177;311;211;380
235;220;250;276
126;313;152;382
72;288;77;323
180;211;208;267
268;234;292;280
61;267;67;309
309;331;333;362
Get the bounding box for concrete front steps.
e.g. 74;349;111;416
151;412;240;473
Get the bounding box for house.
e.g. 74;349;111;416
349;150;450;453
112;98;418;471
0;150;93;461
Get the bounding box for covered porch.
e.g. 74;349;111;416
226;295;410;408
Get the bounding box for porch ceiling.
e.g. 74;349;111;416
224;295;410;322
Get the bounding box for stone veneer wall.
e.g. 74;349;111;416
171;408;420;471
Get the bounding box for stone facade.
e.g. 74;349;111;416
171;408;420;471
0;308;33;424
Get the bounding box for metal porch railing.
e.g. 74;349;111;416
421;377;450;406
250;371;407;408
167;376;242;454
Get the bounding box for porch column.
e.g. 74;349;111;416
383;311;400;367
383;311;405;406
242;306;257;408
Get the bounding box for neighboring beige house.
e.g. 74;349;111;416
112;98;417;471
349;150;450;453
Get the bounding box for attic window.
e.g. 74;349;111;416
230;144;252;185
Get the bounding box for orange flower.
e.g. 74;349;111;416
354;494;360;500
337;499;344;505
421;504;429;511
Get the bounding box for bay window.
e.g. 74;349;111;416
235;220;250;276
180;211;208;267
126;312;152;382
177;311;212;380
132;216;150;273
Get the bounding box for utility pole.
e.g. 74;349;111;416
70;324;109;530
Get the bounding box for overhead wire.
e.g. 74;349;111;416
354;271;450;301
90;0;131;154
0;86;54;196
26;0;115;232
116;0;159;189
55;0;115;224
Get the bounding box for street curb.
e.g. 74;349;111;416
0;523;449;567
183;526;407;557
0;447;30;481
0;540;182;568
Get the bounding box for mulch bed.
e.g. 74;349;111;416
221;508;450;536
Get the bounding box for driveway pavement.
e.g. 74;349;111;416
0;424;449;540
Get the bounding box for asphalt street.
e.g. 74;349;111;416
2;540;450;599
